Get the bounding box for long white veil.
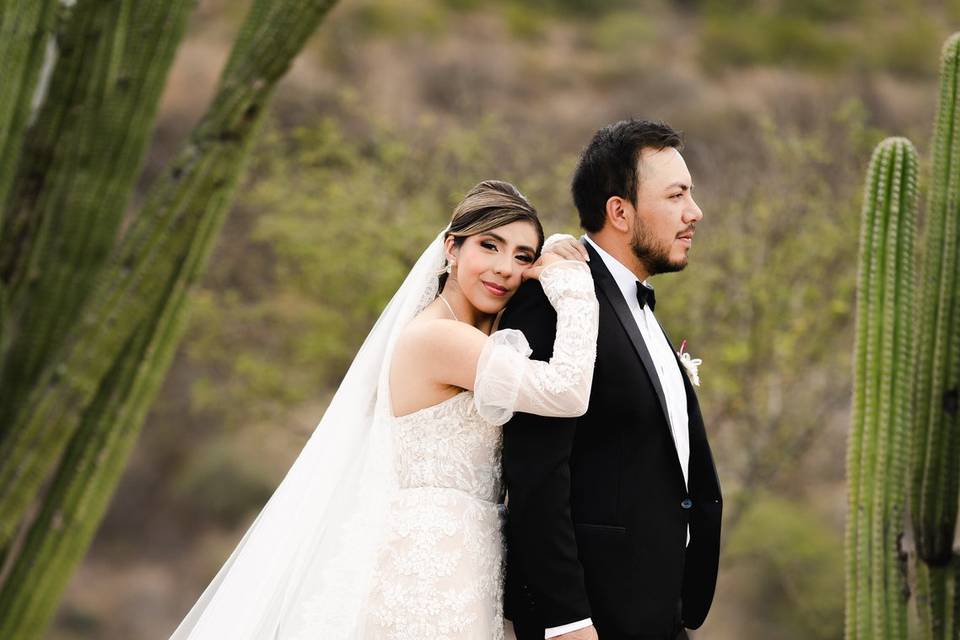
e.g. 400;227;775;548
169;230;447;639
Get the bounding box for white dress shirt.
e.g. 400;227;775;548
544;235;690;639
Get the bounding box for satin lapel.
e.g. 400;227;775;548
584;241;671;428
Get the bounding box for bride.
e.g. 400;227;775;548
169;180;599;640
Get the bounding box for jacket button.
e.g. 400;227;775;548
681;498;693;509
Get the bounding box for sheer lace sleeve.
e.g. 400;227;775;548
473;260;598;425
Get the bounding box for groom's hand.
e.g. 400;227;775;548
555;625;599;640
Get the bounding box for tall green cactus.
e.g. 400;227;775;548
0;0;59;225
916;557;960;640
0;0;60;365
912;32;960;568
0;1;340;637
846;32;960;640
0;0;185;425
910;32;960;640
846;136;918;640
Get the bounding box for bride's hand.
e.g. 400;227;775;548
542;235;589;262
523;252;570;281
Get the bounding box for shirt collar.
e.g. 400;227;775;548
582;234;653;304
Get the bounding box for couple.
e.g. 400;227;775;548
169;119;722;640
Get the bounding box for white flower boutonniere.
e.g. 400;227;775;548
677;339;702;387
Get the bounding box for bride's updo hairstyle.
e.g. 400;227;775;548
439;180;544;292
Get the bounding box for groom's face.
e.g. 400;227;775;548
627;146;702;275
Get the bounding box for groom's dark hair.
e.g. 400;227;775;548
571;119;683;232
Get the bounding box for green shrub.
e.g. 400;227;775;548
779;0;864;21
727;495;845;639
872;14;941;77
173;443;276;527
350;0;448;37
700;12;853;71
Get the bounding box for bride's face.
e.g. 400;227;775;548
447;220;540;314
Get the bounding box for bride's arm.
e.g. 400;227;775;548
473;259;597;424
410;260;598;424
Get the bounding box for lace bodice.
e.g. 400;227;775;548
364;393;506;640
392;391;502;503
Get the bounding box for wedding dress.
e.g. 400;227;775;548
362;258;597;640
361;391;504;639
168;231;597;640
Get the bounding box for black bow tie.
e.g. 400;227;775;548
636;281;656;312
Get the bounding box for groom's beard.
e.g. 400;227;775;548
630;217;688;276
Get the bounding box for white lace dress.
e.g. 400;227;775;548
360;260;599;640
362;391;506;639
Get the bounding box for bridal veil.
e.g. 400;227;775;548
169;230;447;639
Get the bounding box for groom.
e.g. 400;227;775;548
500;119;722;640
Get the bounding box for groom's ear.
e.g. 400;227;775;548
605;195;632;233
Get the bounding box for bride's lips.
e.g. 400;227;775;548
482;281;509;297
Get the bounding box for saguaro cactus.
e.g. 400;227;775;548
0;0;58;221
911;31;960;640
0;1;340;638
846;33;960;640
912;32;960;568
845;137;918;640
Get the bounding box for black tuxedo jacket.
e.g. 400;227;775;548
500;241;722;638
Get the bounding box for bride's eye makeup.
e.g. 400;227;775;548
479;238;533;264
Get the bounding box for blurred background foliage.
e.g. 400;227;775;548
47;0;959;638
725;493;845;640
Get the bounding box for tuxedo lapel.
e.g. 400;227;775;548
584;242;672;430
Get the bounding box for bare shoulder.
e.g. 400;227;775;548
391;316;491;392
395;317;487;356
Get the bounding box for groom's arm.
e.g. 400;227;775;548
500;279;592;630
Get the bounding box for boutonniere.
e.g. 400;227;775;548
677;339;702;387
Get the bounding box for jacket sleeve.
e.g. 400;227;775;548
499;274;595;628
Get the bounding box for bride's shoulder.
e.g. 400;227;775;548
390;318;485;389
394;304;482;359
397;316;481;351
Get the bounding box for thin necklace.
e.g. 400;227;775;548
438;293;460;322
